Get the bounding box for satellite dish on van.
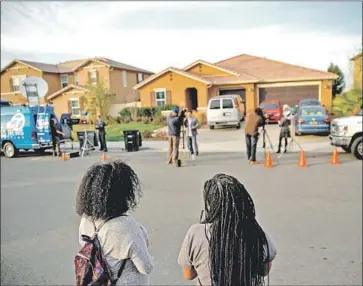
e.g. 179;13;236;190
19;76;48;106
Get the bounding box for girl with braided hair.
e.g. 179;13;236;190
178;174;277;286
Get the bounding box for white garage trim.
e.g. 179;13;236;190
256;81;321;104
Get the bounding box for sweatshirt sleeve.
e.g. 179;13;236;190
129;227;154;275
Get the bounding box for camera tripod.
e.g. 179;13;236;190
277;133;303;159
261;126;274;155
80;130;96;158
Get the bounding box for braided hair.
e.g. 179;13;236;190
202;174;269;286
76;160;141;221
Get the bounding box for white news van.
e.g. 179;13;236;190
329;109;363;160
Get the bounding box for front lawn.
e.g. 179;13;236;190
72;122;164;141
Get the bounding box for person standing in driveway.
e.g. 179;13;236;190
96;115;108;152
167;107;185;167
184;110;199;160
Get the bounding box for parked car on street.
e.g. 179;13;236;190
295;105;330;136
259;100;282;123
292;98;321;115
329;109;362;160
207;95;242;129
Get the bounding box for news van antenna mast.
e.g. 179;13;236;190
20;76;49;131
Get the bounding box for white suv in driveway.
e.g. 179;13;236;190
329;109;363;160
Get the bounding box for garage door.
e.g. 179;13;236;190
258;85;319;107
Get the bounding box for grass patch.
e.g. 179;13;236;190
72;122;164;141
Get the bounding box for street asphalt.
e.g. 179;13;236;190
1;126;362;285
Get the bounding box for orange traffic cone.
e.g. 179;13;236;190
330;147;341;165
264;151;274;168
297;150;308;168
102;152;107;162
61;152;68;161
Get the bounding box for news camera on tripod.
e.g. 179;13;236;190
244;107;269;164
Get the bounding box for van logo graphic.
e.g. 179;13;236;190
6;113;25;131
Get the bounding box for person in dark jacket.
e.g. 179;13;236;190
167;107;185;167
50;116;64;157
244;107;265;164
96;115;108;152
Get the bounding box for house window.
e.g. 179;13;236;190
155;89;166;106
122;71;128;87
61;75;68;88
137;73;143;83
11;75;26;92
74;73;79;85
89;71;97;84
70;99;80;117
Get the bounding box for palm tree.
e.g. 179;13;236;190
332;88;363;116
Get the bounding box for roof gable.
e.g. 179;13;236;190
1;59;43;74
133;67;211;90
47;85;89;101
183;60;239;76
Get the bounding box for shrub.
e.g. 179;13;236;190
135;117;142;122
152;114;167;125
158;104;174;111
115;116;122;124
119;108;132;121
142;116;151;124
143;130;153;138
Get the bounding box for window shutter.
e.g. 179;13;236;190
166;90;172;105
88;72;91;84
150;91;156;107
96;71;99;83
67;100;72;113
9;78;13;92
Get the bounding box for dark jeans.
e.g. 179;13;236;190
246;134;259;161
98;132;108;152
278;137;288;152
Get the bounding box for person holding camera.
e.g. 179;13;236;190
244;107;265;164
167;107;185;167
96;115;108;152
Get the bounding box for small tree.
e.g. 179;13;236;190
328;63;345;97
331;88;362;116
84;79;115;124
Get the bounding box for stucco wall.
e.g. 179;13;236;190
1;62;42;93
320;80;333;109
52;90;87;117
109;69;141;104
139;71;209;108
76;61;111;88
42;72;61;100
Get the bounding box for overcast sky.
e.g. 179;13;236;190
1;1;362;87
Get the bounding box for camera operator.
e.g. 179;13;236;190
244;107;265;164
167;107;186;167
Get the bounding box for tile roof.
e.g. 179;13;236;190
97;58;153;74
215;54;338;83
2;58;153;75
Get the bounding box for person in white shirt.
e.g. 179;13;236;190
184;110;199;160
